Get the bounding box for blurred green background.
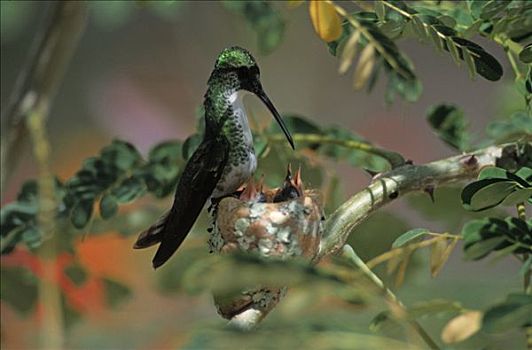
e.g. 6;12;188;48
1;1;524;349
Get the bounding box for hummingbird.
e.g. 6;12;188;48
134;46;294;268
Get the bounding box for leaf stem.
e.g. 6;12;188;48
506;50;524;80
0;226;26;253
366;237;443;269
341;245;441;349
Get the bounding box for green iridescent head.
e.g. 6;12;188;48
206;46;295;149
215;46;257;70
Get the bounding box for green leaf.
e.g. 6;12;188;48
487;111;532;142
501;187;532;206
479;0;511;20
464;236;507;260
141;141;182;198
182;134;202;160
391;228;429;248
399;4;503;81
516;167;532;183
148;140;182;163
461;217;531;260
370;310;397;333
445;37;461;65
102;278;132;308
270;114;322;135
101;140;142;171
374;1;386;21
408;299;463;318
462;49;477;79
426;104;469;151
412;15;429;41
467;0;486;19
22;226;41;249
64;263;88;286
222;1;285;54
451;37;503;81
316;126;389;172
428;26;443;50
0;266;38;315
99;193;118;219
461;178;521;211
385;67;423;104
111;177;146;203
482;294;532;332
17;180;39;203
70;199;94;229
478;166;508;180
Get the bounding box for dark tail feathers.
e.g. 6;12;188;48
133;209;191;269
133;211;169;249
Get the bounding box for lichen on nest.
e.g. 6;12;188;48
209;165;325;261
208;165;325;324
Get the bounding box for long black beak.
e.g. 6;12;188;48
254;89;295;150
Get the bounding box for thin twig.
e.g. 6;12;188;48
342;245;440;349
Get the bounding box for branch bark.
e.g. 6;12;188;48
319;143;514;258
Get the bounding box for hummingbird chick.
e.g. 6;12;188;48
134;47;294;268
273;164;304;203
238;175;267;203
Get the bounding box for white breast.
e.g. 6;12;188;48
212;90;257;198
228;90;254;147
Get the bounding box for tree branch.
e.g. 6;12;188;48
319;143;515;258
0;1;88;195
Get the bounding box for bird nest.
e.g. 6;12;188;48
208;166;325;325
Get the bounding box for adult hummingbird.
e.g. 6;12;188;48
134;46;294;268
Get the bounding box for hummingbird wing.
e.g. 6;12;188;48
134;136;229;269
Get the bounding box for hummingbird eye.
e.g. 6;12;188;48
249;65;260;77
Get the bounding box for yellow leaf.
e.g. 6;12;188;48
430;237;447;277
386;250;402;275
309;0;342;42
430;237;458;277
353;0;374;11
287;0;305;9
441;311;482;343
353;44;375;90
338;30;361;74
393;249;411;288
